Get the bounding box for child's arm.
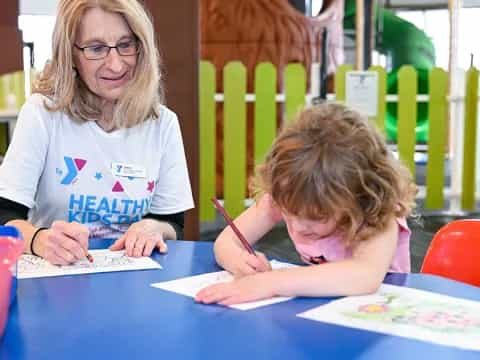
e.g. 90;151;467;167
267;215;399;297
197;216;398;304
214;194;281;276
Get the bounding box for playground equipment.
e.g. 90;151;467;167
200;0;344;197
343;0;436;142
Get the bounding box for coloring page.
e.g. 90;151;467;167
297;283;480;351
17;249;161;279
151;260;298;310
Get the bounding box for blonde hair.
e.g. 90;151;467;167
256;103;417;247
33;0;162;128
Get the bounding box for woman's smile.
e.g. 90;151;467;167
99;71;130;87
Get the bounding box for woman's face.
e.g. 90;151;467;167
74;7;138;103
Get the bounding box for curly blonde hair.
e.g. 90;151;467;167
256;103;417;247
33;0;162;128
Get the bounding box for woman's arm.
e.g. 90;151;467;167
109;217;178;256
0;197;39;256
110;210;184;257
143;212;184;239
6;218;90;265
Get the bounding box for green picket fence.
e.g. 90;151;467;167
200;61;307;220
0;71;27;110
0;71;31;154
199;61;477;221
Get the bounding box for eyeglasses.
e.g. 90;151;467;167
74;39;139;60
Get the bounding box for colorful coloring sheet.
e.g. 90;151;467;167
297;283;480;351
151;260;298;310
17;249;161;279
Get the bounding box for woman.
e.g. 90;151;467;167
0;0;194;265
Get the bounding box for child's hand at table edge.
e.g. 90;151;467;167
195;272;275;305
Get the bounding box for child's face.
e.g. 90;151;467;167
282;213;337;243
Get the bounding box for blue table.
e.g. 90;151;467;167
1;240;480;359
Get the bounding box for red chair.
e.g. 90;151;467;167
420;219;480;286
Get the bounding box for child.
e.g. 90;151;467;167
195;103;417;306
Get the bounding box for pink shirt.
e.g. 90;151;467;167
288;217;411;273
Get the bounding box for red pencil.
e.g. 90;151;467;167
211;198;256;255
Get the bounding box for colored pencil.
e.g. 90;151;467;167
211;198;256;255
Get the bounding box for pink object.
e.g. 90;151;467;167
0;228;24;337
112;181;124;192
291;217;412;273
74;158;87;171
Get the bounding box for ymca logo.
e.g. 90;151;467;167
61;156;87;185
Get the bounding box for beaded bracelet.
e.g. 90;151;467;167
30;227;48;256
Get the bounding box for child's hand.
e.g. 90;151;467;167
229;251;272;277
195;273;274;305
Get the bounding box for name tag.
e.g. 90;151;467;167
111;162;146;178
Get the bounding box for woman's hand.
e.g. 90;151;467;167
109;219;169;257
34;221;90;265
225;250;272;278
195;272;275;305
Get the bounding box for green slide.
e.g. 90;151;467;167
343;0;436;142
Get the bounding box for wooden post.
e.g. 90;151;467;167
0;0;23;75
0;0;22;153
143;1;200;239
355;0;365;70
364;0;374;69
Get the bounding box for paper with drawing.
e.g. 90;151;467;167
151;260;298;310
17;249;161;279
297;283;480;351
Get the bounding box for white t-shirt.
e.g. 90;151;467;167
0;94;194;239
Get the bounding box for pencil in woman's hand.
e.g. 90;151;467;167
211;198;256;256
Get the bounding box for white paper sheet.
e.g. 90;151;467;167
17;249;161;279
151;260;298;310
297;283;480;351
